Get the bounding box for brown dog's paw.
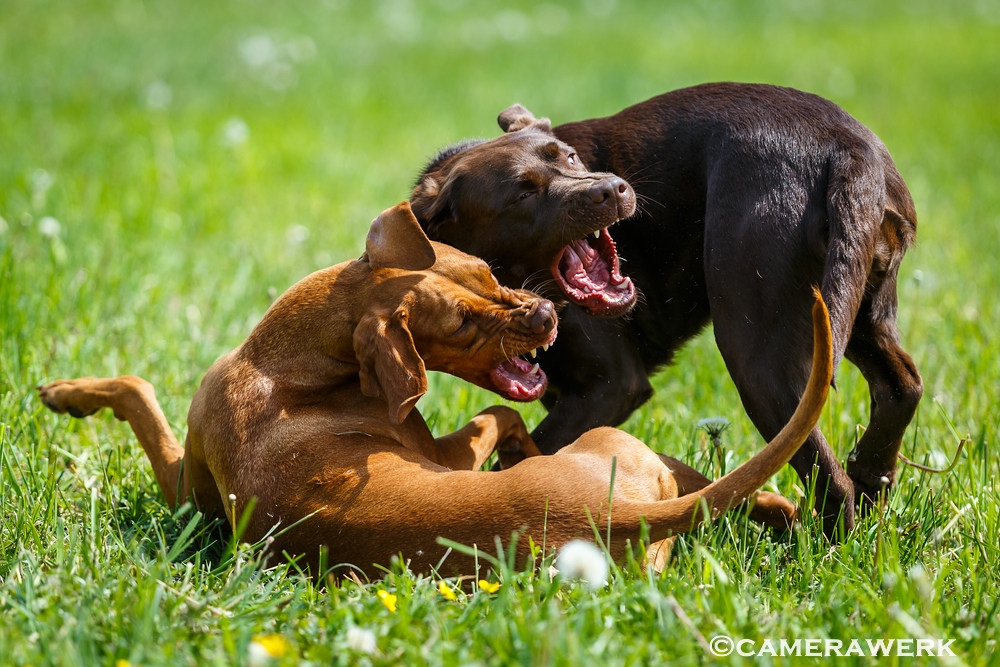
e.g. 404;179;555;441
748;491;800;531
850;472;895;516
38;379;101;418
496;434;531;469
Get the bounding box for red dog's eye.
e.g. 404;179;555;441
567;153;577;166
519;191;535;201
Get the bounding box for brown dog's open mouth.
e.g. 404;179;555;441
489;327;557;401
551;228;635;316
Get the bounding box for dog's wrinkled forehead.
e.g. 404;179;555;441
423;243;530;308
428;242;500;292
421;129;572;181
417;138;486;184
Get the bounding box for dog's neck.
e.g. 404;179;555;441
237;260;380;390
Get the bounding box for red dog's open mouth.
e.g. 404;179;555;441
551;228;635;316
491;357;546;401
489;327;557;401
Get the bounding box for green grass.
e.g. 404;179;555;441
2;0;999;664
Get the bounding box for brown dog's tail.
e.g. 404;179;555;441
622;289;833;541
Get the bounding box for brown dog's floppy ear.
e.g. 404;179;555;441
353;306;427;424
410;172;459;238
363;201;436;271
498;104;552;133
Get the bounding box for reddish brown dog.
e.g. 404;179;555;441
39;203;832;577
411;83;923;535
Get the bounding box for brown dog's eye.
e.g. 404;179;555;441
451;316;474;336
567;153;577;166
519;191;535;201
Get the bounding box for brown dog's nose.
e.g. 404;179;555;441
524;299;556;334
588;177;630;205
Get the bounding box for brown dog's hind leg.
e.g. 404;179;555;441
844;297;923;508
709;288;854;537
39;376;186;506
659;455;798;530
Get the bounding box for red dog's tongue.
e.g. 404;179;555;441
490;357;546;401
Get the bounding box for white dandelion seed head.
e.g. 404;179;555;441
345;626;376;654
146;80;173;110
239;34;279;69
286;224;310;246
39;216;62;237
247;641;271;667
32;169;54;193
554;540;609;591
494;10;529;41
221;117;250;147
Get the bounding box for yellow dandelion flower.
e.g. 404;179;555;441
251;633;289;658
478;579;500;593
377;589;398;613
115;661;132;667
437;580;457;601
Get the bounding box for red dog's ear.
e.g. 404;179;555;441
498;104;552;133
353;307;427;424
363;201;436;271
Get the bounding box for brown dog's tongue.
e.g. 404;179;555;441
561;239;612;291
551;229;635;316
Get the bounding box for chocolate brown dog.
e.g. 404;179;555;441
411;83;923;534
39;202;832;577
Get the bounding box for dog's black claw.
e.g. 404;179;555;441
66;406;86;418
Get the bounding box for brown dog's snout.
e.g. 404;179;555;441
588;177;630;206
522;299;556;334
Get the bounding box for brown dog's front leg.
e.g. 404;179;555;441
431;406;541;471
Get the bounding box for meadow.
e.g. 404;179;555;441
1;0;999;664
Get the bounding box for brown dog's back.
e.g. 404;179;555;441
411;83;922;535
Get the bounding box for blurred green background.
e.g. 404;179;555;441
2;0;999;664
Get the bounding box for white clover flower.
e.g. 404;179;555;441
346;626;376;654
554;540;609;591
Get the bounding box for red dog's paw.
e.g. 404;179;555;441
38;379;101;418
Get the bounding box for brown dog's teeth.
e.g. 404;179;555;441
529;363;540;375
529;348;537;359
542;343;549;352
592;229;600;239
